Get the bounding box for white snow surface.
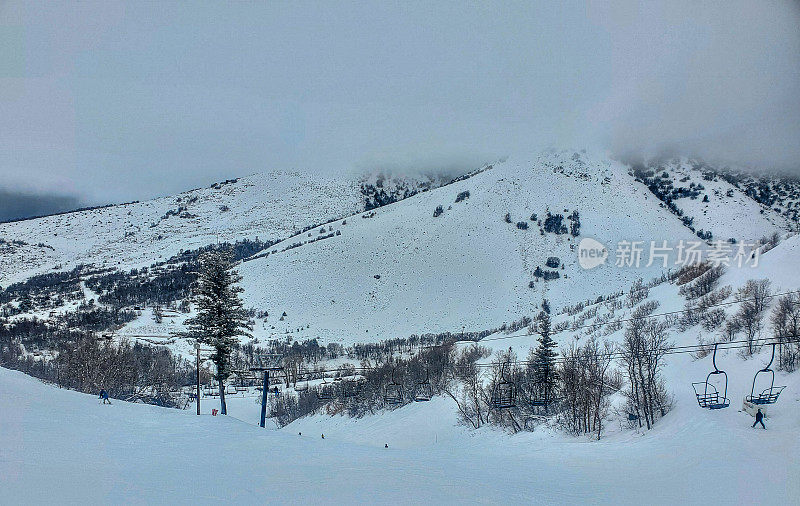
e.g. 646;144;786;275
2;359;798;504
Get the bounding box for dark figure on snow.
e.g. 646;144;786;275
99;389;111;404
321;434;325;439
752;409;766;429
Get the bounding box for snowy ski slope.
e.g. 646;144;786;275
1;356;798;504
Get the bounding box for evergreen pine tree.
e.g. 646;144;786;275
182;249;252;415
532;307;558;412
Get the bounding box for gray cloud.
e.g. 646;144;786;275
0;1;798;206
0;189;83;223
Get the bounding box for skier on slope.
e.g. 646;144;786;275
99;389;111;405
752;408;766;429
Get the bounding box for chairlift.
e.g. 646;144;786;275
692;343;730;409
414;369;432;402
491;361;517;409
529;390;560;408
384;368;404;405
745;343;786;405
527;375;560;409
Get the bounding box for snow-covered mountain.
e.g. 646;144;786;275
0;166;491;287
3;150;800;504
628;157;798;242
1;150;796;349
236;150;700;343
0;171;364;286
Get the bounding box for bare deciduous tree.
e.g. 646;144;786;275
620;303;672;430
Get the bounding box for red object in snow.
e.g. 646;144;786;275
212;409;218;416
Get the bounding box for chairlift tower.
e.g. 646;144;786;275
195;342;201;415
250;354;284;428
193;341;214;415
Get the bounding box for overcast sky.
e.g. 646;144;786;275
1;1;799;219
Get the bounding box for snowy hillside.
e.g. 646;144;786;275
233;151;710;343
0;171;365;286
92;150;699;347
4;150;796;352
629;158;795;242
0;166;490;288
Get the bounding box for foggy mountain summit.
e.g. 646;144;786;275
1;0;798;209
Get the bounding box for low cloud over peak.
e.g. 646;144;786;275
0;189;83;223
0;1;798;204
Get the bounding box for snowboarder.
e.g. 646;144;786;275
752;409;766;429
99;389;111;405
384;444;388;449
321;434;325;439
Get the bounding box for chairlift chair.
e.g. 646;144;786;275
528;381;561;408
529;391;560;408
491;361;517;409
529;397;552;407
745;343;786;405
692;343;730;409
384;368;404;405
414;369;432;402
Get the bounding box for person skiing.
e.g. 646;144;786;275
752;408;766;429
99;389;111;405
